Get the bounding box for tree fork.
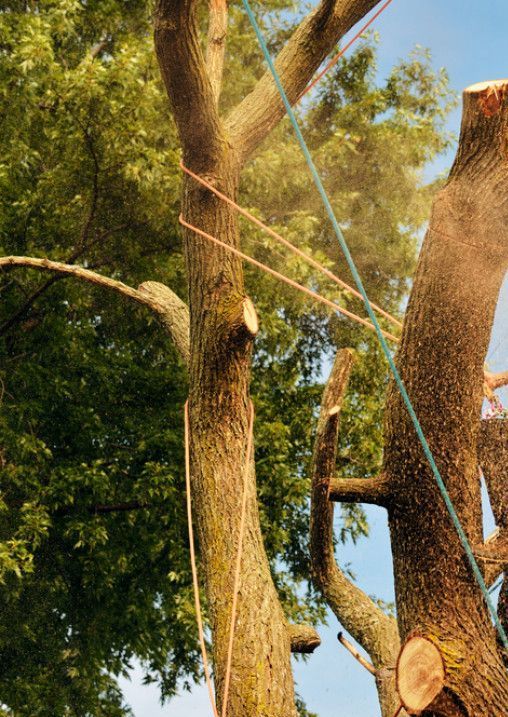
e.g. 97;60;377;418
383;80;508;715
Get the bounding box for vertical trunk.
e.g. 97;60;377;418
384;80;508;715
183;149;297;716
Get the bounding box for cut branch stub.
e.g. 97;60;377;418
396;636;445;714
241;296;259;337
288;624;321;654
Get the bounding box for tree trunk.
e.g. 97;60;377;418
384;80;508;715
182;148;297;715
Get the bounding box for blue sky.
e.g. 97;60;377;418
120;2;508;714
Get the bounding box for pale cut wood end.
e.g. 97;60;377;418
465;79;508;94
242;297;259;336
396;635;445;713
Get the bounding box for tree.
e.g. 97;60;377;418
3;1;503;716
151;0;508;714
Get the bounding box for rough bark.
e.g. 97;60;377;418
479;419;508;531
310;349;401;716
153;1;385;714
287;624;321;654
328;474;391;506
478;418;508;640
383;80;508;715
206;0;228;105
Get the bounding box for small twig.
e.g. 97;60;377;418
337;632;376;675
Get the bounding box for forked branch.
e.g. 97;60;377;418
227;0;380;163
310;349;400;671
0;256;190;365
154;0;223;164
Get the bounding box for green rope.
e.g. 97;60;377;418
241;0;508;652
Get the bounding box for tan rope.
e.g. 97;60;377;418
184;400;255;717
180;162;402;330
184;401;219;717
179;215;399;344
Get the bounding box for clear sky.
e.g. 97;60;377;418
120;2;508;714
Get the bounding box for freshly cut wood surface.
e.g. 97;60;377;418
396;636;445;713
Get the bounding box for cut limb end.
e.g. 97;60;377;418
465;79;508;94
465;79;508;117
288;624;321;654
242;297;259;336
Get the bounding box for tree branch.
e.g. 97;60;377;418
287;624;321;654
0;257;190;366
329;475;391;506
154;0;224;165
226;0;380;163
485;370;508;391
0;273;65;337
310;349;400;671
138;281;190;365
206;0;228;105
337;632;377;674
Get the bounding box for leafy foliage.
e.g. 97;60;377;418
0;1;454;714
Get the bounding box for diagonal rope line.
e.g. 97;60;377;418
179;215;399;343
184;401;219;717
180;161;402;330
241;0;508;651
297;0;395;102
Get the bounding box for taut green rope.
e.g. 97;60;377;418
241;0;508;652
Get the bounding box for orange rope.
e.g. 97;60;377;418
297;0;395;101
180;162;402;330
179;214;399;343
184;400;255;717
184;401;219;717
221;400;255;717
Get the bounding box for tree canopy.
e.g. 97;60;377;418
0;1;455;714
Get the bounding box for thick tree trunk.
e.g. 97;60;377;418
384;80;508;715
182;149;297;715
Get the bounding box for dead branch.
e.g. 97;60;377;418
337;632;376;674
226;0;380;163
310;349;400;672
